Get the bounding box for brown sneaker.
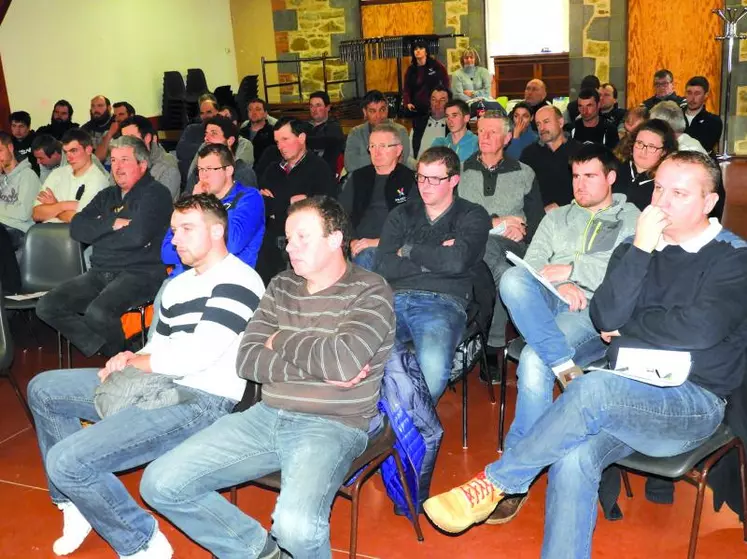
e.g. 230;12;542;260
423;471;504;533
484;493;528;525
555;365;584;390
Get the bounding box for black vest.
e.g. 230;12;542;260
350;163;416;229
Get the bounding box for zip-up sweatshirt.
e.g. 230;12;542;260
524;193;640;297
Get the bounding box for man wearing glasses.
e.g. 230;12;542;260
338;123;417;270
642;69;685;111
377;146;490;401
458;111;544;382
184;115;257;195
162;143;264;275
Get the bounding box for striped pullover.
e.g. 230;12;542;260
144;253;265;401
236;263;395;430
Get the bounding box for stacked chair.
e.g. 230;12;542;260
160;71;189;130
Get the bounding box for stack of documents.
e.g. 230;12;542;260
586;348;692;387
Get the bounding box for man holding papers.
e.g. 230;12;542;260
496;143;638;516
423;151;747;559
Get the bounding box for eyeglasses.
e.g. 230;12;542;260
633;140;664;154
197;165;228;174
415;172;451;185
367;143;400;151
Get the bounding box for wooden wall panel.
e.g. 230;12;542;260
627;0;721;112
361;1;434;94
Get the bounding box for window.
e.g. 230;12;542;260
486;0;569;59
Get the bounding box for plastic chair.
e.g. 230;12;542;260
0;289;32;425
3;223;85;368
617;424;747;558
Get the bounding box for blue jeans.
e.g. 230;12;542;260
352;246;378;272
500;267;607;449
484;372;725;559
27;368;235;556
140;402;368;559
394;290;467;402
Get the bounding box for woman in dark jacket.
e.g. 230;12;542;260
403;40;449;117
613;119;677;210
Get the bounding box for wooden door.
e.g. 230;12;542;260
360;1;434;94
627;0;722;112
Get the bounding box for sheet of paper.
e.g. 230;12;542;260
587;347;692;387
489;222;507;236
505;251;570;304
5;291;48;301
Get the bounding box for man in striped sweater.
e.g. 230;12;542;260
27;194;265;559
141;196;396;559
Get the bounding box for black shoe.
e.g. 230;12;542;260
480;348;503;385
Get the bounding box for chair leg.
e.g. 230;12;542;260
479;331;495;404
621;469;633;498
3;368;34;427
66;338;72;369
462;350;468;449
392;450;424;542
498;345;508;452
736;439;747;543
230;485;238;506
349;484;360;559
57;331;62;369
688;472;709;559
139;306;147;348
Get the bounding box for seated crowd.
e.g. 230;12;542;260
2;53;743;559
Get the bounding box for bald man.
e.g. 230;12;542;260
81;95;113;153
523;79;552;131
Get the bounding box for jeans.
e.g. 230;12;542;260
394;290;467;402
36;268;165;357
484;372;725;559
483;235;526;347
500;267;607;449
140;402;368;559
27;368;235;556
352;247;377;272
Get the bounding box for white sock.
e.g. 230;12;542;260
551;360;576;375
119;528;173;559
53;502;92;556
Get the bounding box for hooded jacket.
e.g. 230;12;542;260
0;159;42;232
524;193;640;297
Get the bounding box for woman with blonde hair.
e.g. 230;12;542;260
451;47;493;103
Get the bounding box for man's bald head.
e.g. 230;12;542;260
525;79;547;106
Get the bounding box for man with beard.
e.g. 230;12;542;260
521;105;582;212
81;95;114;168
37;100;79;140
93;101;136;163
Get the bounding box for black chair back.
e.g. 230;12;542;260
186;68;209;97
0;289;14;370
18;223;85;293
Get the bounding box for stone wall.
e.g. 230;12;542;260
271;0;359;102
569;0;626;105
433;0;487;74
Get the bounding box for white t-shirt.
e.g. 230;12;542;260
35;160;109;222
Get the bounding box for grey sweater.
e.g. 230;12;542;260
0;159;42;232
524;193;640;297
236;263;395;430
459;153;544;241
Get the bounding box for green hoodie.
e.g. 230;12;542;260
524;193;640;297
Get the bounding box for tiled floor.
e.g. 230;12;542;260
0;324;745;558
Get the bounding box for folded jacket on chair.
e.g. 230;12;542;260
94;365;193;418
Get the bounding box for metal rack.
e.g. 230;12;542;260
713;7;747;160
261;55;361;102
338;33;464;99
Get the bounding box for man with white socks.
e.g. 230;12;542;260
27;194;265;558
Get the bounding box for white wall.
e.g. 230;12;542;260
486;0;569;60
0;0;239;128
